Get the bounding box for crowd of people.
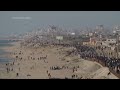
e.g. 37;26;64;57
76;45;120;76
5;43;113;79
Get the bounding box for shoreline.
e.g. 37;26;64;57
0;41;118;79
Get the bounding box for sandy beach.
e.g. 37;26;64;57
0;42;118;79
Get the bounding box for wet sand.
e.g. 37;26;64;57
0;42;118;79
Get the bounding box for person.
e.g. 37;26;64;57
72;75;74;79
73;75;75;78
46;70;48;74
27;74;31;76
48;73;51;79
16;56;18;58
117;64;120;74
107;72;111;75
75;75;78;78
6;68;8;73
13;62;14;65
16;73;19;77
72;68;75;73
11;68;13;71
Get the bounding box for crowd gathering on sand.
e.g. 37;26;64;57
0;42;118;79
4;45;91;79
76;45;120;76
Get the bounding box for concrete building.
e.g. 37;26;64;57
105;39;116;44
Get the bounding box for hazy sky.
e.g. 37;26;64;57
0;11;120;36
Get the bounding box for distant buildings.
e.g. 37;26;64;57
113;25;120;34
83;37;98;46
88;33;93;37
95;25;104;34
106;39;116;44
19;24;120;58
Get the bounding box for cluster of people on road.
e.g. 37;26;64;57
76;45;120;75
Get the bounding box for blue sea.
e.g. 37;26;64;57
0;40;15;63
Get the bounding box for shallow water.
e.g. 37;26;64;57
0;40;14;63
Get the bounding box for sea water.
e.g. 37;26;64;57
0;40;14;63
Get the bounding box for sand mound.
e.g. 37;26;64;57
90;67;118;79
77;60;101;73
71;59;118;79
71;60;102;78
